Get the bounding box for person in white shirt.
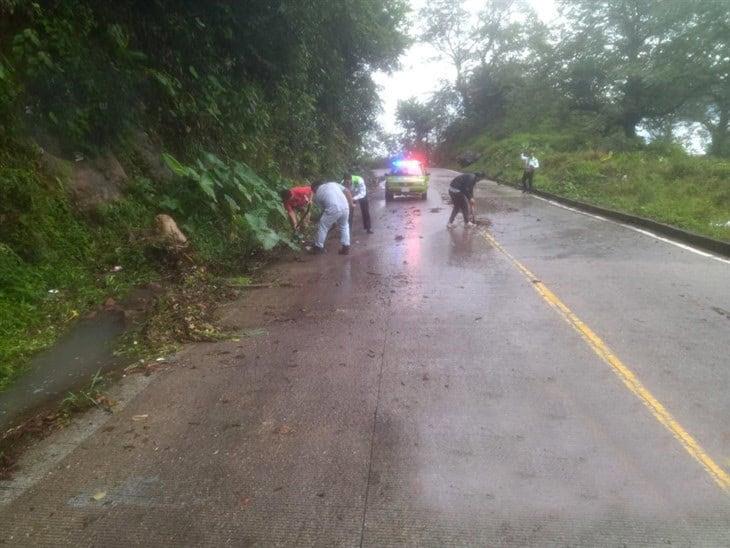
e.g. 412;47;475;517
520;151;539;192
342;173;373;234
311;180;354;255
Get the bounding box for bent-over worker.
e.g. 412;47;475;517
447;171;484;229
311;181;354;255
281;185;313;236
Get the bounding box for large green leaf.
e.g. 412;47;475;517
197;172;217;201
223;194;240;213
162;153;194;178
257;229;281;251
243;212;267;232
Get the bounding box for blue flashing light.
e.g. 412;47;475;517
393;159;421;168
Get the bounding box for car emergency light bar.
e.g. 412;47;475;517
393;159;421;168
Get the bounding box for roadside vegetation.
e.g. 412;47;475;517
0;1;409;389
391;0;730;242
461;132;730;241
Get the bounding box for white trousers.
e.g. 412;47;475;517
315;207;350;248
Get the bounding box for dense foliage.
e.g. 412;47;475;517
398;0;729;157
1;0;408;171
0;0;408;388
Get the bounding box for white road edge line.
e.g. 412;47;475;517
533;195;730;265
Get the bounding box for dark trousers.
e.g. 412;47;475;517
521;169;534;191
448;190;470;223
349;196;372;231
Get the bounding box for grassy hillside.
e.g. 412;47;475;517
0;139;158;388
458;132;730;242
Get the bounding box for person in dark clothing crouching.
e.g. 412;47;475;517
447;171;484;228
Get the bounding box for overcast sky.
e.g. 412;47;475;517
373;0;558;133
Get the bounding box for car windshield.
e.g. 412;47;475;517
391;161;423;176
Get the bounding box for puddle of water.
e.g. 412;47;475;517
0;311;126;432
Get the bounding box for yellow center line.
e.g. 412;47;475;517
482;230;730;493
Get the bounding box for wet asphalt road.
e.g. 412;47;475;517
1;168;729;545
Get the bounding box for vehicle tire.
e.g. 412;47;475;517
385;191;393;202
420;191;428;200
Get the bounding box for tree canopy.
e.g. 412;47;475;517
0;0;410;174
404;0;730;157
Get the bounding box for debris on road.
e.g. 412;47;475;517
237;281;301;290
240;328;268;338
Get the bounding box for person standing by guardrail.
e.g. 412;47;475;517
520;150;539;192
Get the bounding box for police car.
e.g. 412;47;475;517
385;159;430;201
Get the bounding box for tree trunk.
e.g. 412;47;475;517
455;63;470;117
622;115;638;138
709;105;729;158
621;76;643;138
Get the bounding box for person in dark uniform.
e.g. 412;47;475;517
447;171;484;228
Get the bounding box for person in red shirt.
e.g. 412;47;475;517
281;185;313;235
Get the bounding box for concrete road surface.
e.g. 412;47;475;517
1;168;729;545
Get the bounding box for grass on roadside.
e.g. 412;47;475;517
459;132;730;242
58;369;109;420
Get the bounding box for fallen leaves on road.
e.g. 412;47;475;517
240;328;268;338
273;424;295;435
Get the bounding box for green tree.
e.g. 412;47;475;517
396;97;444;152
557;0;701;138
1;0;409;170
420;0;477;114
666;0;730;157
468;1;549;132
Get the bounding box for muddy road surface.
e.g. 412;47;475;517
1;169;729;545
